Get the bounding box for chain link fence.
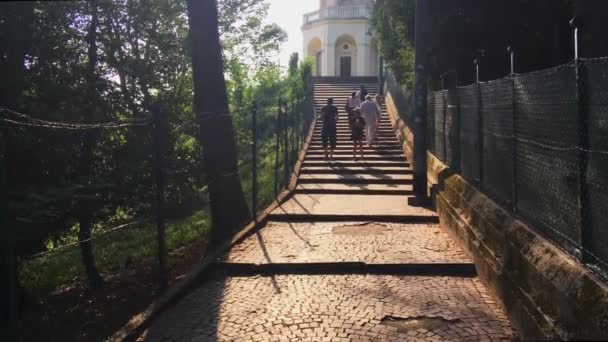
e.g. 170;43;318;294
427;58;608;277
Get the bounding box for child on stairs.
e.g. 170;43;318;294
351;108;366;161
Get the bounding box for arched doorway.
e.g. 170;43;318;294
335;34;357;78
307;37;323;76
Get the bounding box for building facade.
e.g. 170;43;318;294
302;0;379;78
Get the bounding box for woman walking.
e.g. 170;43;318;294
351;108;366;161
319;97;339;159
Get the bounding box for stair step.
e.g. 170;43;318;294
270;194;437;221
310;141;400;146
295;183;413;195
306;150;403;157
302;161;410;168
210;262;474;277
312;134;397;139
298;174;412;185
308;145;401;150
300;167;412;175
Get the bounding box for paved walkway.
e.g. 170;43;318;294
144;275;513;342
225;222;470;264
140;81;517;341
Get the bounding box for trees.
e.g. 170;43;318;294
0;0;291;307
77;0;104;289
186;0;251;247
373;0;608;89
371;0;415;89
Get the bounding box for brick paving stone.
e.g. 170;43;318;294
142;275;516;341
224;221;471;264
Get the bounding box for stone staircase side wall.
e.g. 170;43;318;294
384;89;608;341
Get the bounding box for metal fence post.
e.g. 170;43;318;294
0;119;17;337
442;90;448;165
152;103;168;292
477;81;484;187
378;55;385;95
571;18;592;262
509;46;518;213
274;99;282;197
475;58;483;186
295;101;301;154
251;101;258;222
283;102;289;188
291;99;297;171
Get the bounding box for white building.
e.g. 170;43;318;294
302;0;379;78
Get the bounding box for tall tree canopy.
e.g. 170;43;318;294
372;0;608;89
0;0;289;305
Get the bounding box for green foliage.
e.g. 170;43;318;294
218;0;287;69
20;210;210;298
0;0;297;298
229;55;313;215
288;53;299;76
371;0;416;89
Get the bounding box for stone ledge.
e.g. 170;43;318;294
435;162;608;340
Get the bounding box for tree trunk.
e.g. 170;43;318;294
186;0;251;247
0;2;35;327
104;13;140;117
78;216;103;288
78;0;103;289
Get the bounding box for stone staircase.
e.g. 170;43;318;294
142;80;517;342
270;81;438;223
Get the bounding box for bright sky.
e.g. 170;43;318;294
267;0;319;68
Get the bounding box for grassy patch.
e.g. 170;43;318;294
20;210;210;299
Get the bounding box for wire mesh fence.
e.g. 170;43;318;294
385;70;414;126
0;87;314;338
0;106;184;297
480;78;514;207
583;57;608;272
458;84;481;182
433;91;447;162
427;58;608;277
445;89;460;171
426;92;436;155
514;63;581;254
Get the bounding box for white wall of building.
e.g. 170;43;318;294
302;19;377;77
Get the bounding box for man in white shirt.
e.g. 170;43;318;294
345;91;360;128
360;95;380;146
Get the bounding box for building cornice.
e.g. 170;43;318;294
302;18;370;31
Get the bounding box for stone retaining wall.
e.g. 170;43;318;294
385;90;608;340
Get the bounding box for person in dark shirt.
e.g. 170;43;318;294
350;108;366;161
319;98;339;159
356;85;368;103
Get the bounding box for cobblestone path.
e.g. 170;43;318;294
225;222;471;264
140;81;517;341
144;275;514;342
